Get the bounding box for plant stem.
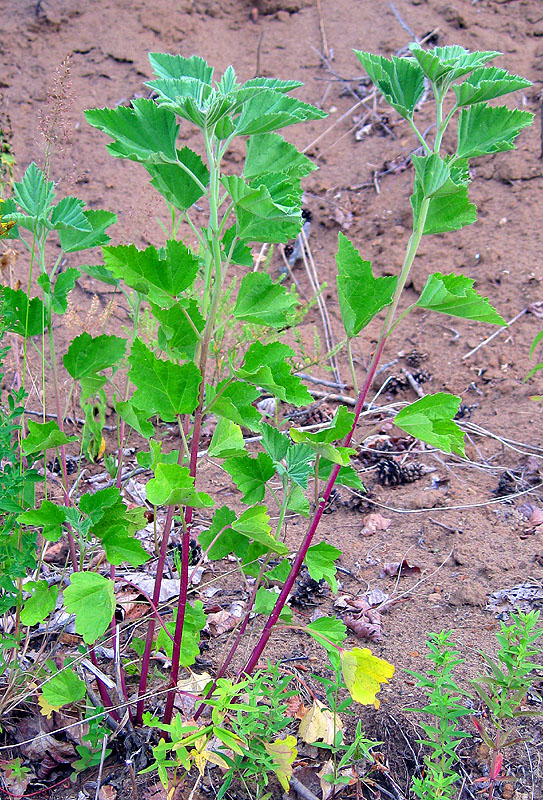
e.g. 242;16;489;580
241;197;431;677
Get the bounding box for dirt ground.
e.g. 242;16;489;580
1;0;543;798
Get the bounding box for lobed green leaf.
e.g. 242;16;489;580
394;393;465;456
416;272;506;325
355;50;424;118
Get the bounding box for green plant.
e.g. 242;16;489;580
471;610;543;798
408;631;472;800
0;42;534;794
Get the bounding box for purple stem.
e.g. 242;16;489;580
241;337;387;677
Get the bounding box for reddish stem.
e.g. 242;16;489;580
241;336;387;677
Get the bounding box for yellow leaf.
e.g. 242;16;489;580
340;647;394;708
264;735;297;792
97;436;106;461
299;700;342;745
38;693;60;719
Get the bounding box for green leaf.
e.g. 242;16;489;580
354;51;424;118
20;580;58;626
58;209;117;253
100;525;150;567
85;99;179;163
223;453;276;505
208;418;246;458
149;52;214;83
290;405;354;446
394;393;465;456
411;181;476;235
49;197;92;232
63;572;116;644
244;133;317;180
411;154;469;199
146;146;209;210
261;424;290;463
42;667;86;708
114;398;154;439
79;263;120;286
236;341;312;405
318;459;365;489
22;420;77;455
79;487;120;522
222;174;302;244
146;464;214;508
49;268;81;314
64;331;126;378
254;587;292;622
306;617;347;651
265;559;291;583
198;506;237;559
222;226;253;267
232;506;288;555
153;299;204;360
286;484;310;516
102;239;200;308
12;162;55;221
453;66;532;106
408;43;500;85
336;233;397;337
136;441;180;472
155;600;206;666
416;272;506;325
234;89;326;136
305;542;342;592
205;380;262;431
0;287;47;337
456;104;533;160
128;339;201;421
234;272;299;327
17;500;66;542
285;443;315;488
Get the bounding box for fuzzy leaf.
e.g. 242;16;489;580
223;453;276;505
85;99;179;163
149;53;213;83
198;506;237;559
146;146;209;210
22;420;77;455
286;484;310;516
261;424;290;463
49;197;92;232
336;233;397;336
453;66;532;106
284;443;315;488
146;464;214;508
50;268;81;314
234;273;299;327
408;43;500;84
20;580;58;626
12;163;55;221
456;104;533;160
264;736;297;792
42;667;86;708
235;89;326;135
64;332;126;379
129;339;201;420
305;542;342;592
416;272;506;325
63;572;116;644
102;239;200;308
244;133;317;179
1;287;46;337
394;393;465;456
340;647;395;707
58;209;117;253
355;51;424;118
114;398;154;438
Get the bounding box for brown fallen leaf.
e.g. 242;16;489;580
15;714;76;778
379;560;421;578
205;602;244;637
361;512;391;536
98;786;117;800
285;694;307;719
526;506;543;532
345;607;382;642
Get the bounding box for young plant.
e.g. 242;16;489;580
407;631;472;800
471;610;543;798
